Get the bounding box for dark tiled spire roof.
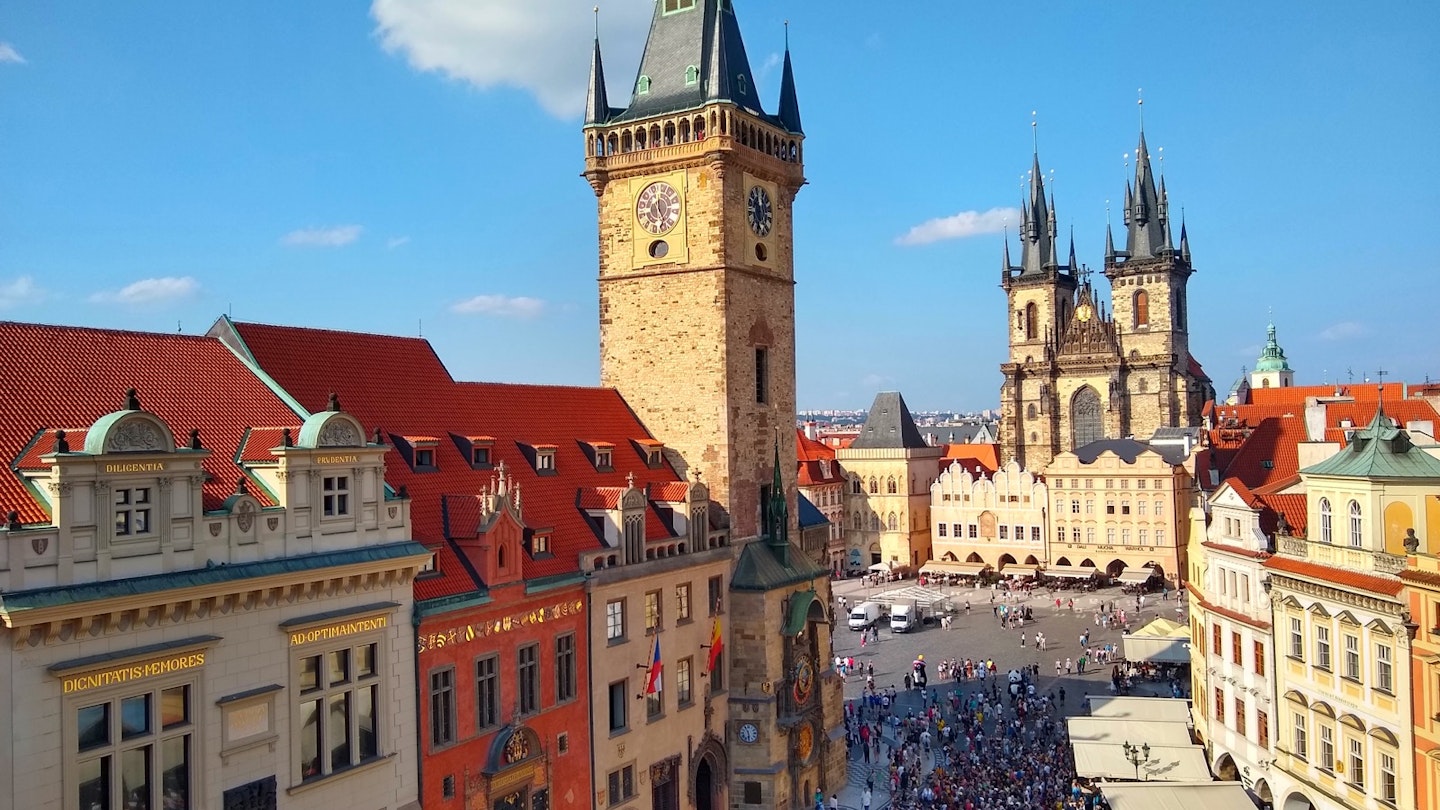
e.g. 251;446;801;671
584;36;612;126
1125;130;1170;260
777;44;802;133
611;0;768;124
851;392;929;450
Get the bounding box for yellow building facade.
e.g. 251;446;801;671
838;393;943;572
927;460;1049;577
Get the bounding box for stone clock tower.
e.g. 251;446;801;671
582;0;804;541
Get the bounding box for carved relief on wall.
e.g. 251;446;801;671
237;501;256;533
317;419;361;448
107;418;165;452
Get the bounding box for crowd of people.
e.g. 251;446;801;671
842;668;1109;810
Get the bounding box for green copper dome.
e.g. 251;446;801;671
1254;322;1291;372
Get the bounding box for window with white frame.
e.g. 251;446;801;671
1379;750;1397;804
74;677;195;810
1348;500;1363;547
1319;724;1334;770
1290;617;1304;659
114;487;153;536
322;476;350;517
1375;643;1393;693
1347;737;1364;787
1320;498;1333;543
295;639;382;782
1293;712;1307;758
606;600;626;642
1343;634;1360;680
1315;625;1332;669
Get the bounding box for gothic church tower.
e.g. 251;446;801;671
584;0;804;540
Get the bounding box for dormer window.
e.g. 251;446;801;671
597;449;612;468
473;447;490;465
534;534;551;555
533;445;558;475
403;436;439;472
637;439;665;470
464;436;496;470
637;75;651;95
589;442;615;472
819;460;831;479
415;449;435;467
114;487;152;536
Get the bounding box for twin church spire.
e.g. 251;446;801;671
585;0;801;132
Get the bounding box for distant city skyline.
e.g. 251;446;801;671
2;1;1437;411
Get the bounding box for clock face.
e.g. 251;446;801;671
793;655;815;704
1075;303;1094;322
738;723;759;744
636;181;681;236
747;185;773;237
796;724;814;762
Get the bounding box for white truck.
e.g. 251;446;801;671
890;599;920;633
848;601;882;631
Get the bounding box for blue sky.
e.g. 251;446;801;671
2;1;1437;412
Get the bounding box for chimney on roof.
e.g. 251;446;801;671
54;430;69;454
328;393;341;412
125;388;141;411
373;427;383;445
236;477;249;495
282;428;293;447
189;429;202;450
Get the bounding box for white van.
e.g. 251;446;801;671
890;601;920;633
848;601;882;630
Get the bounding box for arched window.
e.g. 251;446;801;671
886;477;897;494
851;477;862;495
1027;403;1038;419
1024;302;1038;341
1071;386;1103;448
868;477;878;494
1348;501;1363;547
636;75;651;95
1134;289;1150;328
685;65;699;86
852;512;861;530
887;512;898;531
1319;498;1332;543
498;544;506;568
868;513;879;531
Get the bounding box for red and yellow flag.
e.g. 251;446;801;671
707;617;724;672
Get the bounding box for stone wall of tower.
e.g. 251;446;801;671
596;143;800;539
1001;366;1060;471
1108;259;1190;362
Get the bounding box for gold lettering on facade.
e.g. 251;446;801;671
62;652;207;693
315;455;360;465
103;462;166;474
417;599;585;653
288;615;389;647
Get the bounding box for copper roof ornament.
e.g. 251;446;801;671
189;428;202;450
125;387;141;411
53;429;69;454
327;392;341;412
282;427;293;448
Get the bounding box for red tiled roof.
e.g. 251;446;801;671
795;429;836;462
650;481;690;502
797;459;844;487
1222;414;1308;491
401;435;440;444
1255;492;1308;537
13;428;90;470
941;443;1000;472
1263;554;1403;596
1399;568;1440;588
578;487;625;510
645;506;674;541
237;427;291;463
1321;400;1438;447
1201;540;1270;561
230;321;688;591
1186;582;1272;630
0;322;302;525
1249;382;1405;406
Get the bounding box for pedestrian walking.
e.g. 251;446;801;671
1020;632;1027;648
861;787;872;810
1065;658;1073;675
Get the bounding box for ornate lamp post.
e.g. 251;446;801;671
1121;740;1153;780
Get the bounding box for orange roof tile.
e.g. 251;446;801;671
1249;382;1405;406
795;429;836;462
941;443;1000;472
230;320;689;590
650;481;691;502
577;487;625;510
1264;554;1403;596
0;322;303;525
236;427;292;463
13;428;90;470
1222;413;1308;491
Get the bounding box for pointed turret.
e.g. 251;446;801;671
1104;223;1117;262
1019;153;1056;276
703;0;762;112
1125;129;1167;259
1067;231;1078;270
1178;220;1191;263
765;437;789;564
777;42;803;133
1002;236;1013;275
584;36;611;126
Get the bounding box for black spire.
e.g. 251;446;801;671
776;30;802;133
613;0;763;122
1018;153;1058;276
766;436;789;563
1179;218;1192;263
1126;130;1167;259
584;31;611;126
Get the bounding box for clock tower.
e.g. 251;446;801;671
583;0;804;541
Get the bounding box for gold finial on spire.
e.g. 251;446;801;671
1137;87;1144;129
784;19;789;48
1031;110;1038;152
593;6;599;37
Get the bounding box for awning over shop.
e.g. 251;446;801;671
1123;617;1192;664
1085;696;1194;723
1043;564;1098;579
1071;741;1212;782
1116;566;1158;584
867;562;894;573
1065;717;1193;747
919;560;988;576
1100;781;1255;810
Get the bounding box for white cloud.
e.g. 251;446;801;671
1318;321;1366;341
386;235;411;249
756;51;782;83
0;43;25;64
895;207;1019;246
0;275;44;308
451;294;545;319
281;225;363;247
860;373;894;389
370;0;653;118
88;276;200;306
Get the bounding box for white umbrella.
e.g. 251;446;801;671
868;562;892;573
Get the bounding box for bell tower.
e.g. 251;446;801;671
583;0;804;540
999;150;1076;469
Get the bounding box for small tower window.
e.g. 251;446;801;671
1134;289;1150;328
736;74;747;95
755;347;769;404
1024;302;1037;341
637;75;651;95
685;65;699;86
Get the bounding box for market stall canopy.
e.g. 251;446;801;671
1065;717;1193;747
1124;617;1191;664
868;562;893;573
1085;696;1193;723
1100;781;1255;810
1043;564;1098;579
1116;566;1159;584
1071;741;1212;782
919;560;989;576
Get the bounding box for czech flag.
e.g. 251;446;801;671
707;617;724;673
645;636;663;695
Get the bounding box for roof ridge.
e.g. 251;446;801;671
0;320;218;342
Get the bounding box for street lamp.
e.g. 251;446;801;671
1121;741;1152;780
